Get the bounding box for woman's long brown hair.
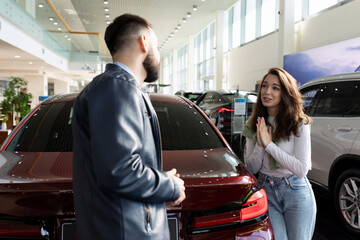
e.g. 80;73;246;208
249;67;311;141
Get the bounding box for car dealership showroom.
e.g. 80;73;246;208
0;0;360;239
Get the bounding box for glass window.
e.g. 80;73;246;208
345;83;360;117
7;101;74;152
309;0;338;15
301;87;320;111
232;1;241;48
314;82;357;117
153;101;224;150
223;9;229;52
261;0;276;36
177;44;188;91
294;0;303;21
245;0;256;42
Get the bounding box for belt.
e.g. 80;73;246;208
258;172;297;187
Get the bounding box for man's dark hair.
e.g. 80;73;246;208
105;14;152;56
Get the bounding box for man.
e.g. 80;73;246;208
72;14;186;240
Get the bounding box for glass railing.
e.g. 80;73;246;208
0;0;106;61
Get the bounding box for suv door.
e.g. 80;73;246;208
303;81;360;187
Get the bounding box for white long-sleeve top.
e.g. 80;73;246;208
244;116;312;178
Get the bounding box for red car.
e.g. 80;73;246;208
0;93;273;239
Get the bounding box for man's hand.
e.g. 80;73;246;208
167;168;186;206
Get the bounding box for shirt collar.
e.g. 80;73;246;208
113;61;136;78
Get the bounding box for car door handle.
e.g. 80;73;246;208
336;126;352;132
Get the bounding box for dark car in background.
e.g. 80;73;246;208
0;93;273;240
195;90;257;158
175;90;203;103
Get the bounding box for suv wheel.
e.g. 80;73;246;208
334;169;360;236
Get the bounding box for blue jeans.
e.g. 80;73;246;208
258;173;317;240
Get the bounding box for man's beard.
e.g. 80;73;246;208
143;50;159;83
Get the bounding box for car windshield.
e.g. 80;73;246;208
5;100;225;152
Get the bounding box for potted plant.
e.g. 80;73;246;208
1;115;8;130
1;76;33;127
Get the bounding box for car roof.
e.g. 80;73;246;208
299;72;360;90
42;92;192;105
202;89;257;95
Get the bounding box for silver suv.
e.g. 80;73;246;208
299;72;360;236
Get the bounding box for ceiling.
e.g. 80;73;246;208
0;0;238;81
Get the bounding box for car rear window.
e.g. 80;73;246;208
152;101;225;150
6;100;224;152
6;102;74;152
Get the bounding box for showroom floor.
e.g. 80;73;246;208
312;192;357;240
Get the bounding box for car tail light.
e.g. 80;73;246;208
190;189;268;232
217;107;234;113
0;219;48;237
0;225;42;237
240;188;268;221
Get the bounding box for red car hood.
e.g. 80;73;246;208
0;151;73;217
0;149;256;216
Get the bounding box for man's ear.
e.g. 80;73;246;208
139;34;149;53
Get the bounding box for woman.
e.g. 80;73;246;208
243;67;316;240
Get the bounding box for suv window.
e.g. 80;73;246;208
301;86;322;115
346;83;360;116
7;102;74;152
199;93;215;105
313;82;358;117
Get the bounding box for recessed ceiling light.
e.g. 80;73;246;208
193;5;198;11
174;28;178;32
54;22;58;25
64;35;68;38
38;4;44;8
177;24;181;29
105;8;109;12
49;17;54;21
105;14;110;18
58;27;62;30
106;20;111;24
28;62;33;65
104;0;109;4
14;55;21;58
67;38;71;40
182;18;187;23
187;12;191;18
171;32;174;37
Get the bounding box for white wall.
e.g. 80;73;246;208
228;32;280;91
227;0;360;91
25;74;48;108
297;0;360;51
54;79;69;94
